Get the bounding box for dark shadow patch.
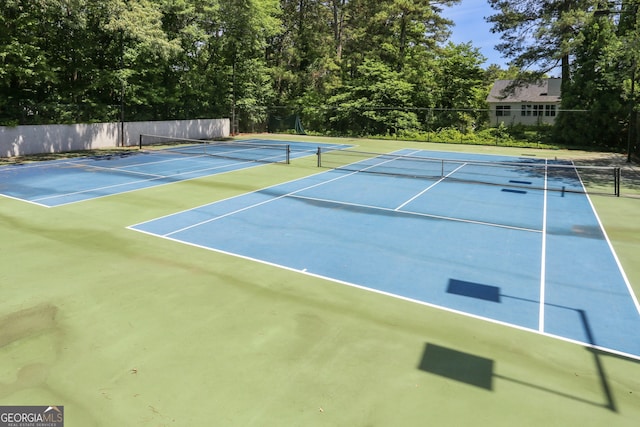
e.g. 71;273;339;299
501;188;527;194
418;343;494;390
572;225;605;239
546;224;607;240
447;279;501;303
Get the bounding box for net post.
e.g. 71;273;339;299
139;134;143;149
615;167;621;197
316;147;321;167
618;167;622;197
286;145;290;164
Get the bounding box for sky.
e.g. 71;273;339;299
441;1;508;68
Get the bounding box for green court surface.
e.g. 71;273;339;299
1;135;639;426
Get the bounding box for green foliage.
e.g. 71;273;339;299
429;42;488;130
0;0;487;134
327;59;420;135
0;0;282;124
553;8;635;150
487;0;597;80
369;123;558;149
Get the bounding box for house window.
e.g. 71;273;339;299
522;104;555;117
533;105;544;116
496;106;511;116
545;105;556;117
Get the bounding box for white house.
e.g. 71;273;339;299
487;78;562;126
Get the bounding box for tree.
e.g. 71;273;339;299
0;0;493;138
617;0;640;157
268;0;337;105
486;0;597;87
220;0;281;129
106;0;181;120
553;12;626;148
0;0;63;124
327;59;419;135
431;42;487;130
341;0;458;75
0;0;183;124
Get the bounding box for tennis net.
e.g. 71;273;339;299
139;134;290;164
316;148;622;196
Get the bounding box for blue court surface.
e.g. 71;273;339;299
0;139;341;207
130;148;640;359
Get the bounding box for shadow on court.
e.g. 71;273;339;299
416;297;637;413
418;343;494;390
417;342;619;412
436;277;640;412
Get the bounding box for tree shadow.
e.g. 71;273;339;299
574;156;640;196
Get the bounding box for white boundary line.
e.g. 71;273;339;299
27;157;271;206
538;159;549;332
573;161;640;316
395;162;468;210
130;149;419;231
2;142;306;207
127;168;338;228
0;193;51;208
128;224;640;362
290;194;541;233
163;165;368;236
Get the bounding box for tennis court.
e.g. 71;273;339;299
130;148;640;358
0;138;345;207
2;137;640;426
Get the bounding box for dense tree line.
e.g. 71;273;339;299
1;0;638;152
0;0;499;132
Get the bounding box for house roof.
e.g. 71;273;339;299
487;78;562;103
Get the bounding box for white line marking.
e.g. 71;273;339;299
126;151;640;361
163;167;368;237
538;159;548;332
31;157;266;204
66;162;166;178
0;193;52;208
395;162;468;210
160;150;423;236
574;161;640;316
127;168;339;229
127;224;640;362
289;194;541;233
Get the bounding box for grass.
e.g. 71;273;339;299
1;135;639;426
